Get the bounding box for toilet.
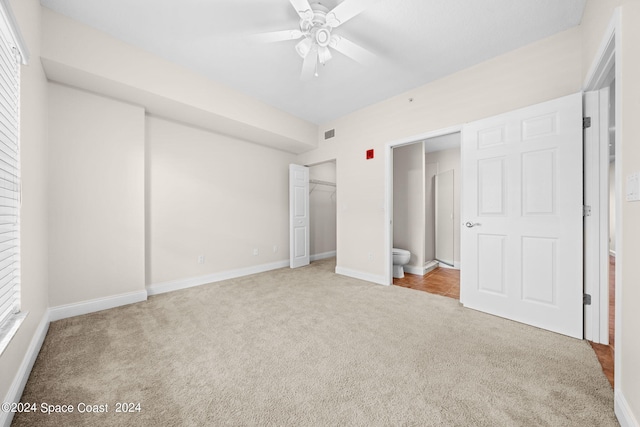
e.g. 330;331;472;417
392;248;411;279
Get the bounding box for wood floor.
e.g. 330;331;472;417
394;263;614;388
588;255;616;387
394;267;460;299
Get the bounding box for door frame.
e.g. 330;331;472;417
582;7;621;383
384;125;462;285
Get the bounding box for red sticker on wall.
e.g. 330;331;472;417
366;149;374;159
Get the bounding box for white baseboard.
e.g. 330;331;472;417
1;312;50;427
404;265;425;275
438;261;460;270
424;262;438;274
49;290;148;322
147;260;290;296
310;251;336;262
335;266;387;286
616;389;639;427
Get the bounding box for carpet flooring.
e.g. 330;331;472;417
13;258;617;426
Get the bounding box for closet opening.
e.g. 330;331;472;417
308;160;337;264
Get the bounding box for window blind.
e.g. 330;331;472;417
0;13;20;329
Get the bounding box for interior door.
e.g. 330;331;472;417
289;164;310;268
460;93;583;338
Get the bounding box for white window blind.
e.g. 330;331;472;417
0;7;20;330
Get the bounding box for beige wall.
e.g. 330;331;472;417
40;8;317;154
393;143;424;268
309;162;337;257
618;2;640;421
427;147;461;266
0;0;49;406
4;1;639;424
147;117;294;284
297;27;582;281
619;3;640;414
47;83;145;307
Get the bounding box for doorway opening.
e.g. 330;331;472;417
308;160;337;264
583;9;620;388
387;130;461;299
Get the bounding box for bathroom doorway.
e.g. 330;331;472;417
390;132;461;298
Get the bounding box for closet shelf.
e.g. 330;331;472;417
309;179;336;187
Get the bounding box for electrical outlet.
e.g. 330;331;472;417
273;245;278;253
368;252;374;261
197;255;205;264
253;248;259;256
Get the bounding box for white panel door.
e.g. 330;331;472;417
461;93;583;338
289;164;310;268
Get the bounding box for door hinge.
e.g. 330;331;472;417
583;205;592;217
583;117;592;129
583;294;592;305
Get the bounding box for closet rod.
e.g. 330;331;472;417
309;179;336;187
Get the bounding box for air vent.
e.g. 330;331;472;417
324;129;335;140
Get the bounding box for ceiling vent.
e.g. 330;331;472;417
324;129;335;140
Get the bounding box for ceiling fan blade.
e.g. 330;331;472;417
289;0;314;21
326;0;383;28
249;30;304;43
300;46;318;81
330;36;376;66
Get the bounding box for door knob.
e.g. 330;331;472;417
464;221;481;228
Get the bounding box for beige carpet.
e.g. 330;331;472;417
13;258;617;426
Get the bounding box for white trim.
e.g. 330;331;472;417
147;260;290;296
583;8;631;425
582;7;625;411
583;89;604;343
583;9;618;91
597;88;611;343
385;125;463;285
48;290;148;322
0;0;29;64
424;260;439;274
404;265;425;276
438;261;460;270
615;389;640;427
0;312;27;357
335;266;387;286
310;251;336;262
0;312;49;427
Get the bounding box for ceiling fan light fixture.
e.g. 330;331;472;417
318;46;332;65
329;34;340;49
315;27;331;47
295;37;313;58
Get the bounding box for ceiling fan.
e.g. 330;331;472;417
253;0;381;80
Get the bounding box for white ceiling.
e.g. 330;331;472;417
39;0;586;125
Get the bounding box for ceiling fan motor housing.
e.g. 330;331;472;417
299;3;333;44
